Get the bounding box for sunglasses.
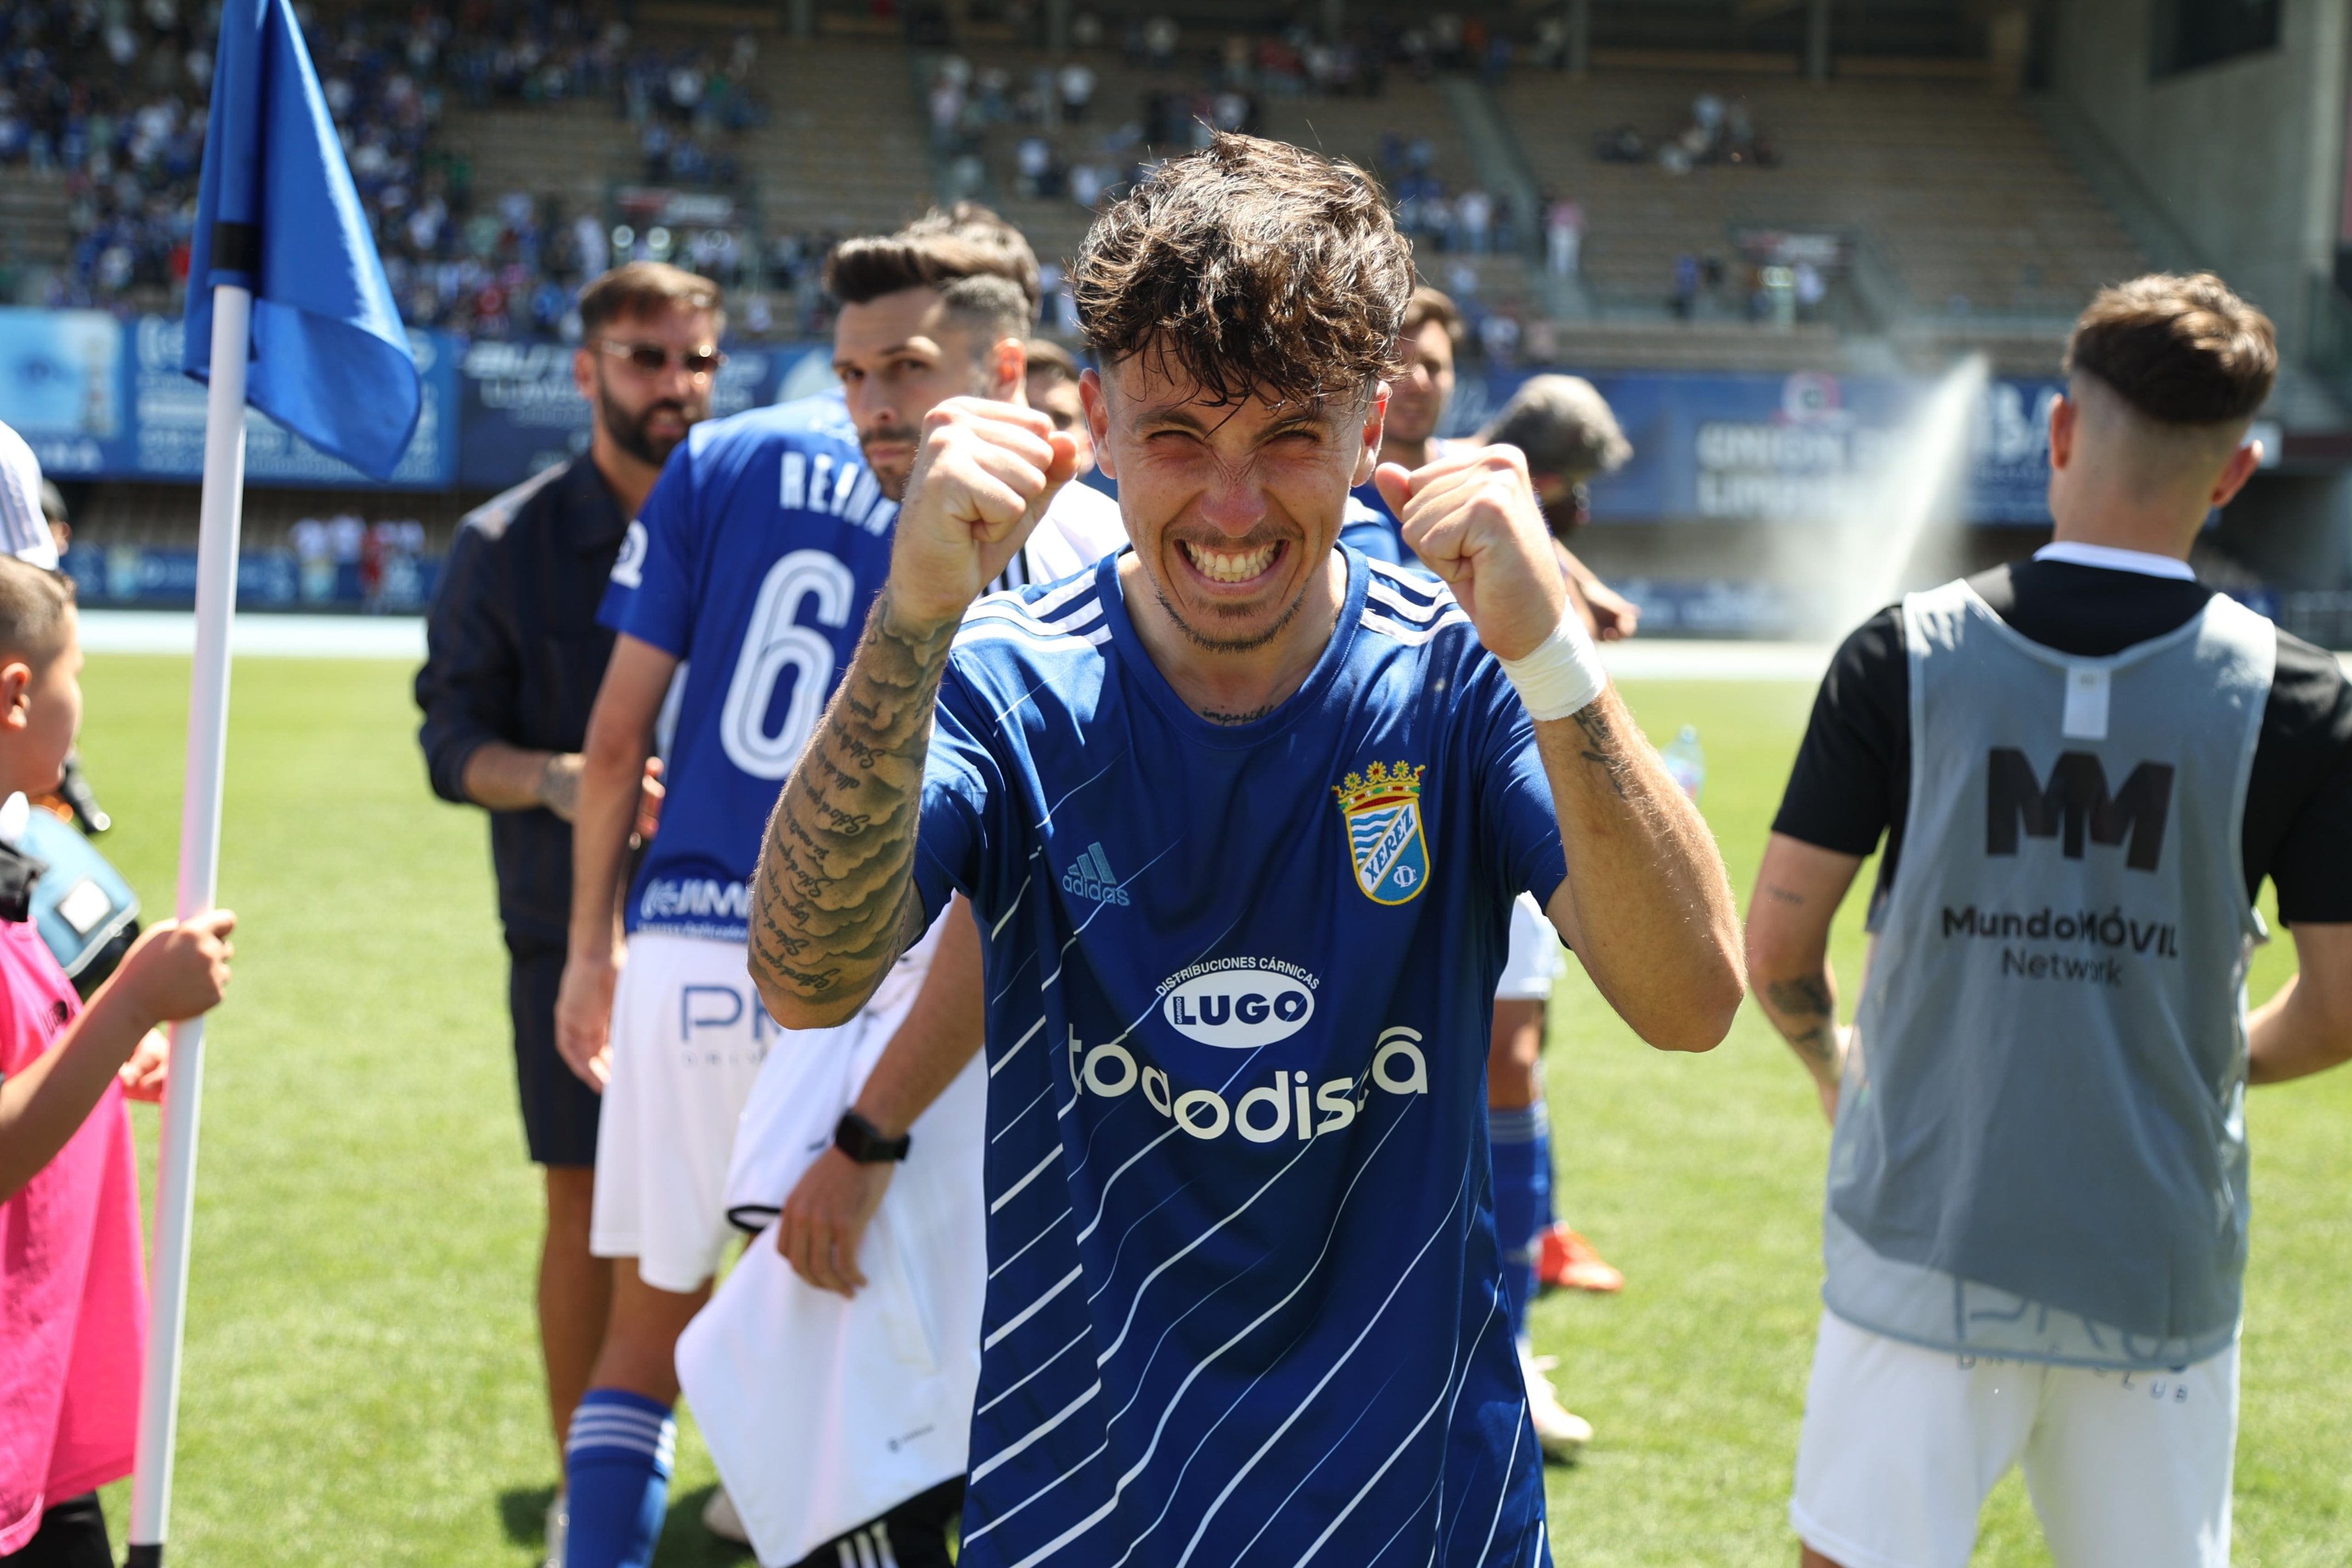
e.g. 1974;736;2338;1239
597;340;725;377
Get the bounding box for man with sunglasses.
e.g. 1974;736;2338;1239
416;260;721;1565
551;204;1123;1568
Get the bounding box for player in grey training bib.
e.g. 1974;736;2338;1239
1750;273;2352;1568
1826;579;2271;1369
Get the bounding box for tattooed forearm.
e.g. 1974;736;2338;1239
750;592;958;1017
1761;973;1843;1077
1569;705;1637;800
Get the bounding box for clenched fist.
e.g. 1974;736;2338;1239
888;397;1081;628
1375;446;1570;661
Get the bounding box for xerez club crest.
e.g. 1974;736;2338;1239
1334;761;1430;905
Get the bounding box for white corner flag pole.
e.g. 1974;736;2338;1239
127;280;249;1568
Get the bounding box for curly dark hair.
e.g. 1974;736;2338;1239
2065;272;2276;426
1071;133;1413;409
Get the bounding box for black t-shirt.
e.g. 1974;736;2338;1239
1771;558;2352;924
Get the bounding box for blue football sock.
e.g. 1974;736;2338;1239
1490;1096;1550;1339
563;1388;676;1568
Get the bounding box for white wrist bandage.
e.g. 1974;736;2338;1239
1497;613;1608;721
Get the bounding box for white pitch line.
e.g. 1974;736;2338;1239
1601;640;1834;683
80;610;427;660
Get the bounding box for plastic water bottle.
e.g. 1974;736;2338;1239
1662;726;1705;804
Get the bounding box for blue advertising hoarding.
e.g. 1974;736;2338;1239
454;337;837;487
1448;367;2062;527
0;306;462;489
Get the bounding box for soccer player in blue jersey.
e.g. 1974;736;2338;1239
748;134;1742;1567
549;206;1123;1568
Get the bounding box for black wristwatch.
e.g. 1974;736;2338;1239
834;1109;912;1164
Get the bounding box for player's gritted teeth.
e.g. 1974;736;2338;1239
1177;538;1285;586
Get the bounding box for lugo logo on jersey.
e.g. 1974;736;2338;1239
1333;761;1430;905
1986;749;2175;872
1160;962;1316;1047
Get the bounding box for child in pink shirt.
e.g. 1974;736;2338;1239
0;560;235;1563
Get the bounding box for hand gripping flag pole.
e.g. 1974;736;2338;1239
127;1;419;1558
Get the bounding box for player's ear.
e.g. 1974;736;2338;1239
2210;437;2263;510
572;345;599;405
1353;382;1390;487
2047;393;2076;471
0;661;31;734
1080;367;1116;482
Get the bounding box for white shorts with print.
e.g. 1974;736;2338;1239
590;932;773;1293
1792;1309;2236;1568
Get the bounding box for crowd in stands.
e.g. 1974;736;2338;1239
0;1;834;340
1596;90;1780;175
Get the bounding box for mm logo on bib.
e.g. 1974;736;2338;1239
1333;761;1429;905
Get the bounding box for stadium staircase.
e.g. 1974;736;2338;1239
0;169;71;301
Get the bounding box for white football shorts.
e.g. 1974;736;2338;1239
591;931;775;1293
1496;891;1566;1002
1791;1309;2236;1568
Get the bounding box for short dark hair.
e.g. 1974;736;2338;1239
578;262;725;340
1401;285;1462;346
1477;375;1631;481
2065;273;2276;426
1071;132;1413;409
1025;337;1080;385
0;556;76;663
825;203;1040;346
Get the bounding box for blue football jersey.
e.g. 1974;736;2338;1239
601;395;900;940
914;547;1565;1567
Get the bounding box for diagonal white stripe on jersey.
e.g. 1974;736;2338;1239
977;1326;1094;1417
989;1142;1066;1215
968;1377;1104;1484
991;1015;1048;1079
984;1264;1085;1352
990;870;1034;939
993;1081;1057;1144
1001;1486;1122;1568
991;1206;1074;1281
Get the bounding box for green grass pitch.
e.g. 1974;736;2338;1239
62;655;2351;1565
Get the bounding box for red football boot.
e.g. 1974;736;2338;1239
1537;1223;1624;1294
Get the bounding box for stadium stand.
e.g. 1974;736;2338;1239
1497;69;2148;324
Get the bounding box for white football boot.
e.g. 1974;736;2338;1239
1520;1346;1593;1462
702;1486;751;1545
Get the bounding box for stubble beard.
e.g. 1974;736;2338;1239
598;373;697;467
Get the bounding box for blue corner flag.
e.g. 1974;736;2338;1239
182;0;420;481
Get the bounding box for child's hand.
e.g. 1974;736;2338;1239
117;1029;169;1101
114;909;237;1028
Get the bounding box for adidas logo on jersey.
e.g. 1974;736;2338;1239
1061;842;1130;906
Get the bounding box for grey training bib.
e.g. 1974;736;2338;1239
1824;578;2272;1370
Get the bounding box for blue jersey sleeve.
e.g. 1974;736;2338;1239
913;661;1007;925
599;446;700;655
1469;655;1568;912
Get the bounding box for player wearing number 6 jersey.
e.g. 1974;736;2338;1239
550;207;1123;1568
748;134;1742;1567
